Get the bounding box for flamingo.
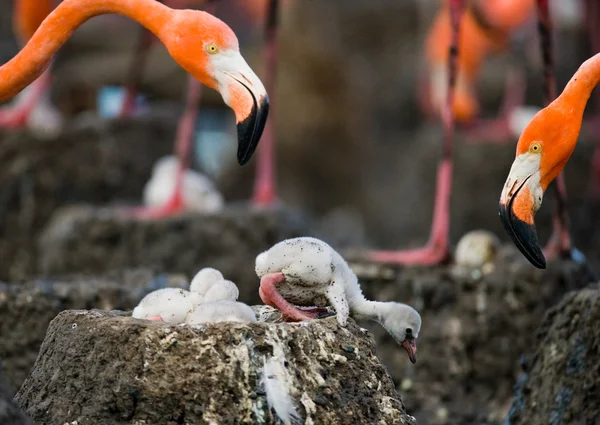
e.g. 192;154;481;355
123;0;279;218
365;0;468;266
256;237;422;363
422;0;536;142
0;0;269;208
0;0;63;138
498;49;600;269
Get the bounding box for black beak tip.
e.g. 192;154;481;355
236;96;270;166
499;203;547;269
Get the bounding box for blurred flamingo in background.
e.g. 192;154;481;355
0;0;63;138
422;0;536;143
366;0;469;266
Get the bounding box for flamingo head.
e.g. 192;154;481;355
498;105;581;268
164;10;269;165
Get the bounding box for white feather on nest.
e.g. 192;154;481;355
260;352;301;425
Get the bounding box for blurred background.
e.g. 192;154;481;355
0;0;598;277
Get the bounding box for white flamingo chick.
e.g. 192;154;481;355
185;300;256;326
189;267;225;297
132;288;198;324
255;237;422;363
142;156;224;213
203;279;240;303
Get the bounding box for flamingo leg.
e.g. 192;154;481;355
584;0;600;218
259;272;320;321
119;26;155;118
534;0;580;262
0;68;53;128
252;0;279;207
130;75;201;220
366;0;467;266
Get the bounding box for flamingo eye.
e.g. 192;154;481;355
206;44;219;54
529;142;542;154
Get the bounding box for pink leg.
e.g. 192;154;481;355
296;306;330;313
252;0;279;207
366;160;451;265
118;10;157;118
535;0;578;261
583;0;600;213
126;75;201;220
146;315;164;321
589;138;600;202
542;174;573;259
0;68;52;128
259;272;319;322
365;0;467;266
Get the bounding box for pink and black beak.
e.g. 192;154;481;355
401;335;417;364
235;90;269;165
499;176;546;269
218;54;270;166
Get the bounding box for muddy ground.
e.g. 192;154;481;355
352;249;591;425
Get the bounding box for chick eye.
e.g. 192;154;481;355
405;328;412;334
206;44;219;54
529;142;542;154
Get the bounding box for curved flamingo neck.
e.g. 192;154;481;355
1;0;171;102
556;52;600;114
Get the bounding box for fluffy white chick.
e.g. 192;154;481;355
185;300;256;326
132;288;198;324
203;279;240;303
256;237;422;363
189;267;225;297
142;156;224;213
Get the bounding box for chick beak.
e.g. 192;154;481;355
401;336;417;364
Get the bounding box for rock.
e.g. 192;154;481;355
15;309;417;425
0;363;32;425
0;269;187;393
505;285;600;425
38;204;310;293
347;249;592;425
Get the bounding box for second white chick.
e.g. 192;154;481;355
190;267;225;296
185;300;257;326
142;155;224;213
132;288;201;324
203;280;240;303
